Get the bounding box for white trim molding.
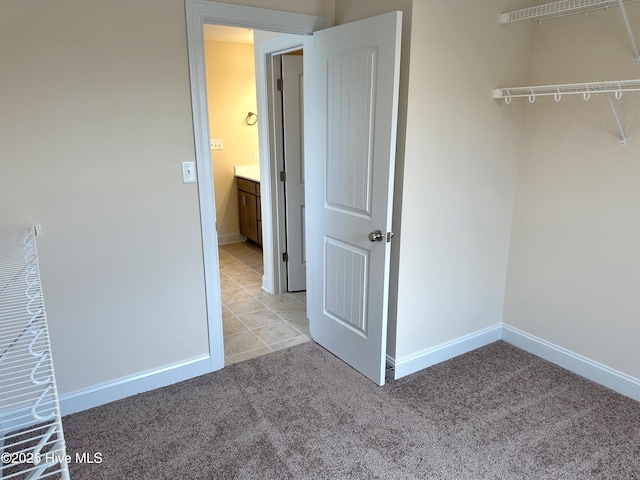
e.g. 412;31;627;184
388;323;640;403
59;355;211;415
389;324;502;380
502;324;640;402
57;324;640;415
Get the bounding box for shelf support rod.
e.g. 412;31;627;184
618;0;640;64
606;93;627;145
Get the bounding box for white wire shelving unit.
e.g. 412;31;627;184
0;225;69;480
499;0;640;64
492;79;640;145
496;0;640;145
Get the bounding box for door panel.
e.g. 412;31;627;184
326;47;375;218
305;11;402;386
324;237;368;334
282;55;306;292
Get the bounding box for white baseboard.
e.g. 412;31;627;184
217;233;246;245
389;324;502;380
55;324;640;416
388;323;640;402
502;324;640;402
59;355;211;416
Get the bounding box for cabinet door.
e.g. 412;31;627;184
238;191;258;243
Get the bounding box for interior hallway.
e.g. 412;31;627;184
219;242;309;364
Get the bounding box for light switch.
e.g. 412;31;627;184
181;161;196;183
211;139;223;150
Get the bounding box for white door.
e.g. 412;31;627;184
282;55;306;292
305;11;402;386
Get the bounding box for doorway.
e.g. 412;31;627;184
202;25;309;363
186;2;401;385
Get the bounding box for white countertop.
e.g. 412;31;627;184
234;165;260;182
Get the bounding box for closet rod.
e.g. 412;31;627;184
499;0;640;23
492;78;640;100
493;79;639;145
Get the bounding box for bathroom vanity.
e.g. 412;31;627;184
235;166;261;247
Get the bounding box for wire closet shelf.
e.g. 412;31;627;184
491;78;640;101
498;0;640;24
492;79;640;145
499;0;640;64
0;225;69;480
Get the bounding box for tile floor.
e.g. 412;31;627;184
219;242;309;364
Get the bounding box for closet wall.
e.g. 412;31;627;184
504;5;640;379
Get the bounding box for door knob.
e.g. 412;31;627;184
368;230;383;242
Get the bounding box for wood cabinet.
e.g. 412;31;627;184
237;177;262;247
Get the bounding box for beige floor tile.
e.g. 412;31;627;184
236;309;283;329
288;291;307;303
271;302;307;320
269;336;309;352
226;243;261;255
221;286;252;305
252;321;300;346
220;243;248;252
286;316;310;336
232;272;263;288
219;257;245;269
249;264;264;275
243;285;268;297
219;275;240;290
223;316;249;336
226;346;272;364
226;298;268;316
240;252;263;264
224;265;256;277
220;244;310;361
256;293;298;308
224;331;267;356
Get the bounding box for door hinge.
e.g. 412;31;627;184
280;171;286;182
277;78;283;91
282;252;289;262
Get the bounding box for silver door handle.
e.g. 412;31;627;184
368;230;383;242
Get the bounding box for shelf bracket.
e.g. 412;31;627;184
617;0;640;64
499;0;640;63
606;92;627;145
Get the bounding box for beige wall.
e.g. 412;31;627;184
503;5;640;378
0;0;334;396
204;40;259;239
0;0;209;394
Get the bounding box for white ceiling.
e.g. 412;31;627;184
203;25;254;44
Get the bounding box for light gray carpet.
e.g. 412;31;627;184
62;341;640;479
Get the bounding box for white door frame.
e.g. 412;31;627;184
254;37;307;295
184;0;330;371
